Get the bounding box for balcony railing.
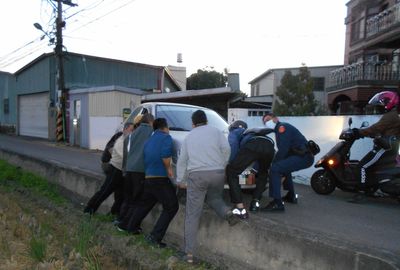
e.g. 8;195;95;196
327;61;400;90
366;2;400;37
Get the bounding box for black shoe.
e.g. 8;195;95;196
282;192;298;204
225;210;240;226
249;199;260;212
145;234;167;248
261;201;285;212
130;227;143;235
83;207;94;215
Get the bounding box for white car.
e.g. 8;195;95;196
122;102;255;189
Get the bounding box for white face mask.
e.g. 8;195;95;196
265;119;276;130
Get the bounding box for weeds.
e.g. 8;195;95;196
28;234;47;262
84;248;101;270
75;219;97;257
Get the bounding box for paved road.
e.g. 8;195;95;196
1;134;399;260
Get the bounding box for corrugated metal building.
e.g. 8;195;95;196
1;52;181;146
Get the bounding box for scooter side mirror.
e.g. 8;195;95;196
361;121;369;128
348;117;353;127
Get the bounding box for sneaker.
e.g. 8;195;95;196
282;192;298;204
232;207;249;219
249;199;260;212
145;234;167;248
261;200;285;212
225;210;240;226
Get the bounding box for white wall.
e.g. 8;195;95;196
234;114;382;184
89;116;123;150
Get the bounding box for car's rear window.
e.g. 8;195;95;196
156;104;228;132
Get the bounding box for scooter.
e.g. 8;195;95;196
310;117;400;199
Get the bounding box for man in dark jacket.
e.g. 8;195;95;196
262;113;314;212
117;113;154;224
84;122;134;216
226;120;275;219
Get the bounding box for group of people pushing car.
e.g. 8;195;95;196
83;90;400;263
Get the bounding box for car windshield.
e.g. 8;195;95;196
156;104;228;132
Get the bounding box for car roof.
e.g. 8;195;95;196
141;102;211;110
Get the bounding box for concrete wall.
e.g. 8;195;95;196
0;148;398;270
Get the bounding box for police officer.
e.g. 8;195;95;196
226;120;275;218
261;113;314;212
352;91;400;199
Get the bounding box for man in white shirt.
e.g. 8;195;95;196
176;110;238;263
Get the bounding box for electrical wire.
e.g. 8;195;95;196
0;0;137;70
66;0;137;35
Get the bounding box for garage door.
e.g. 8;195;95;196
19;92;48;138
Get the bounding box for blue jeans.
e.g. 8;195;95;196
269;154;314;200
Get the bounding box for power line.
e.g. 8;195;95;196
0;0;136;69
67;0;137;35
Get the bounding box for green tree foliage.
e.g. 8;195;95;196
186;68;227;90
273;65;318;116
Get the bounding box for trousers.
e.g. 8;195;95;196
126;177;179;241
269;154;314;200
226;138;275;203
184;169;229;254
85;164;124;215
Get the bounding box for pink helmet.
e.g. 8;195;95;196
368;91;399;111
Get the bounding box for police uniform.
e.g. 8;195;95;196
268;122;314;205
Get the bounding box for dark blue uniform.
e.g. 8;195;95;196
269;122;314;202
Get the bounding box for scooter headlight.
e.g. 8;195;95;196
327;159;335;166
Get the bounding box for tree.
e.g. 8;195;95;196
273;65;318;116
186;67;227;90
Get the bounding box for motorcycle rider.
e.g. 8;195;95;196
352;91;400;199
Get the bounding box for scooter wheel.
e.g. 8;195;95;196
311;169;336;195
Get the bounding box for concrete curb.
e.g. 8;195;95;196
0;148;398;270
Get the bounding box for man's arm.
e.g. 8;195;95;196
360;112;392;137
176;139;189;184
162;157;173;179
161;135;174;178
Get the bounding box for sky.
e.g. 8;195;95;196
0;0;348;94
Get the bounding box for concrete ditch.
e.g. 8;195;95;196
0;148;398;270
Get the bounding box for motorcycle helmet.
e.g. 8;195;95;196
368;91;399;111
228;120;248;132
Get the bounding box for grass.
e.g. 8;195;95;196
28;234;47;263
75;218;97;257
0;159;66;205
0;158;218;269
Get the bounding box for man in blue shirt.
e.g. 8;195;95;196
262;113;314;212
122;118;179;248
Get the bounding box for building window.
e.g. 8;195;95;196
4;98;9;114
312;77;325;91
256;84;260;96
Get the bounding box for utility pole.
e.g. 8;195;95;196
53;0;76;142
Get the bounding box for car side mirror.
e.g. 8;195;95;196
361;121;369;128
